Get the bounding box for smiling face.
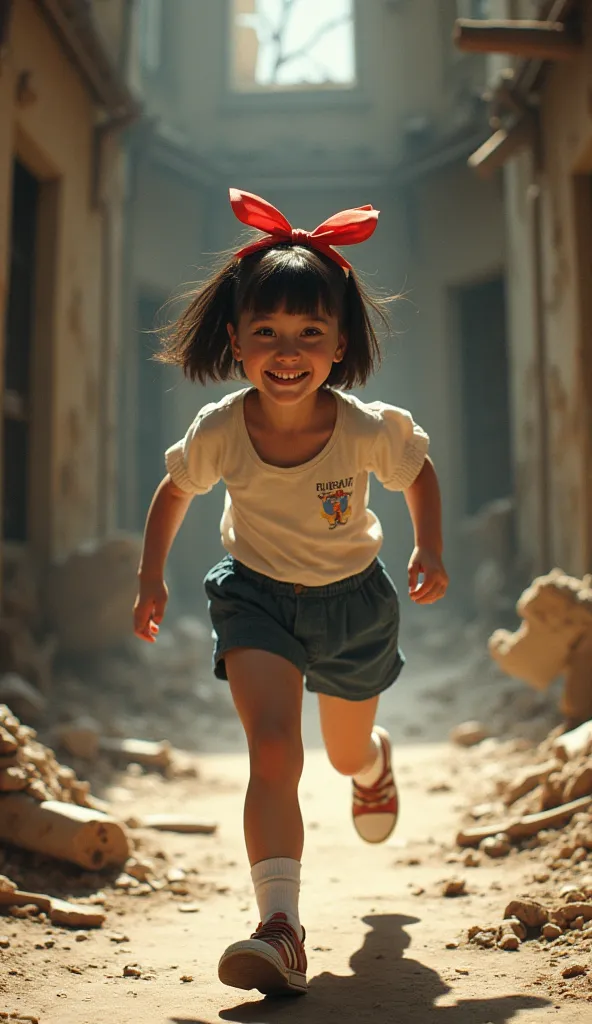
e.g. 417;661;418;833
228;306;345;404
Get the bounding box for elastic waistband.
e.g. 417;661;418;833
233;557;379;598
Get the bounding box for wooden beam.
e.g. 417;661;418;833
454;19;581;61
468;115;536;179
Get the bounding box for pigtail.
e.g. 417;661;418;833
156;258;241;383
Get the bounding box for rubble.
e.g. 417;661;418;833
489;569;592;726
46;535;142;653
0;874;106;927
450;721;489;747
0;704;129;869
132;814;217;834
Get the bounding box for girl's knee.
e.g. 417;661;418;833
249;727;304;785
326;747;368;777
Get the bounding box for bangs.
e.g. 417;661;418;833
235;245;347;322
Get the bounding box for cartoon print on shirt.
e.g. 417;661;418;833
316;477;354;530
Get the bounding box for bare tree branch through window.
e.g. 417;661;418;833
232;0;356;91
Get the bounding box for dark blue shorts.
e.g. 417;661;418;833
203;555;404;702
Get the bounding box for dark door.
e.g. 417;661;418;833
457;275;513;515
3;161;39;542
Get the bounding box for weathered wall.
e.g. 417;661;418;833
410;164;507;578
503;3;592;576
0;0;126;562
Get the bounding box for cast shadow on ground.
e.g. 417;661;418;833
171;913;550;1024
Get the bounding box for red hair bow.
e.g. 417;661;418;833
229;188;379;271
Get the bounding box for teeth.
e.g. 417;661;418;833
269;371;306;380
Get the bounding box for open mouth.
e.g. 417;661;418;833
265;370;309;384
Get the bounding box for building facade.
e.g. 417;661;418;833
458;0;592;580
0;0;137;605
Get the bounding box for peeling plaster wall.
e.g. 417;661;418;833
0;0;127;563
503;5;592;576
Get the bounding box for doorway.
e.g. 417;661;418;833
3;161;39;543
456;275;513;516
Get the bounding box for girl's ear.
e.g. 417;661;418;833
227;323;241;358
334;333;347;363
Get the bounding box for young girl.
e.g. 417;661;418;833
133;188;448;997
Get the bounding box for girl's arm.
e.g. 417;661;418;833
134;474;194;641
403;456;449;605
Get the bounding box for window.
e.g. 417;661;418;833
139;0;163;73
230;0;356;92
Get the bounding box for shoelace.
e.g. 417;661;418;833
353;771;396;810
253;920;305;946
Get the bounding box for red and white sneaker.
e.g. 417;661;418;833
352;725;399;844
218;912;307;995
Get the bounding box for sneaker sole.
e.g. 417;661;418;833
218;948;307;995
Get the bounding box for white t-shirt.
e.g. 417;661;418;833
165;388;429;586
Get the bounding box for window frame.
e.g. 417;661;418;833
222;0;367;112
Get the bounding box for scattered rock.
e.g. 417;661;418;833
180;975;194;982
442;877;466;898
123;964;142;978
504;899;548;929
480;834;511;858
542;923;563;940
450;721;489;748
561;963;587;979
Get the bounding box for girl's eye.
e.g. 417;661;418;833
254;327;275;337
302;328;322;337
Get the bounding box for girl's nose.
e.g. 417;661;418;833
276;339;300;361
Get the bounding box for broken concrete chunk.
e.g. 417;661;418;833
0;766;29;791
504;898;548;929
99;737;172;770
480;834;511;858
46;535;143;653
442;877;466;898
55;717;101;760
554;721;592;762
0;887;105;927
0;794;129;870
450;721;489;748
561;963;588;979
134;814;217;834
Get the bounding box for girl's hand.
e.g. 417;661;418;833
134;577;169;642
408;546;449;605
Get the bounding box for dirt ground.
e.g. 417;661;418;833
1;648;591;1024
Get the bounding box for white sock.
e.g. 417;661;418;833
251;857;302;938
353;730;384;788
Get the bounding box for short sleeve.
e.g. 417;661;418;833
165;403;223;495
367;404;429;491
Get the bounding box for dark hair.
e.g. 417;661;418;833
157;243;393;389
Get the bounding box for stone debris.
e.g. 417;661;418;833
480;834;511;858
0;874;106;927
132;814;218;835
561;963;588;979
0;704;94;807
489;569;592;727
442;877;466;897
450;721;489;748
0;705;130;869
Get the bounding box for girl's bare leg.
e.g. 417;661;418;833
225;648;304;864
317;692;379;776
